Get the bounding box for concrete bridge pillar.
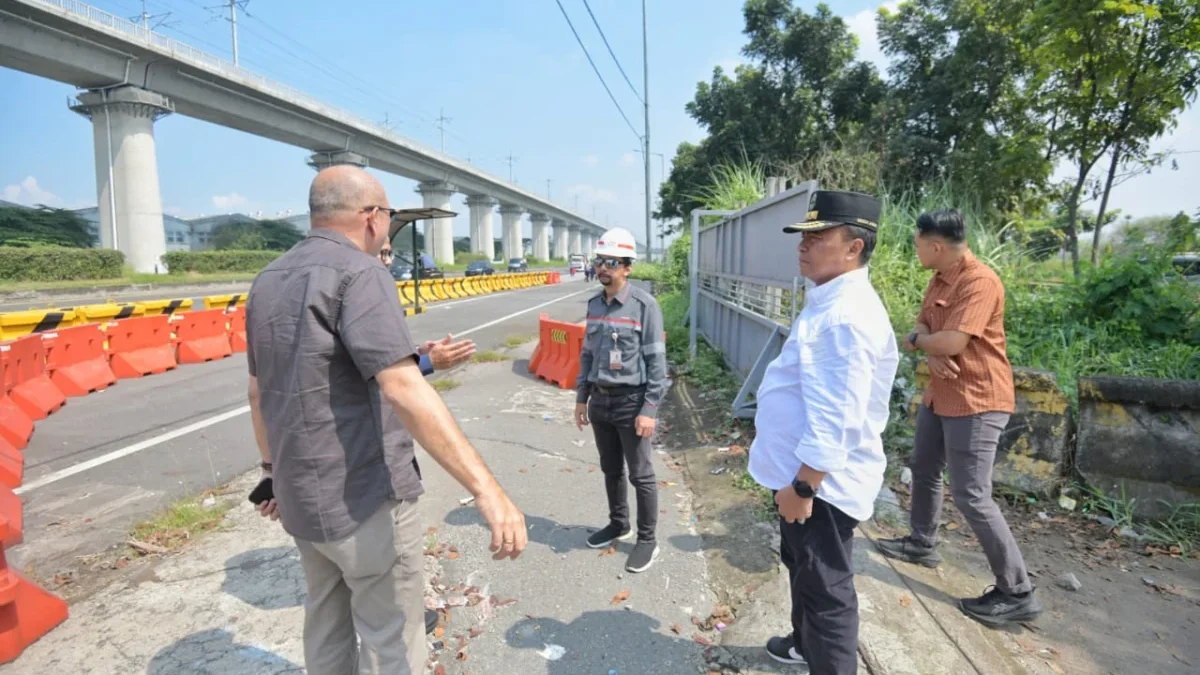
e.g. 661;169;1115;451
583;232;595;258
552;219;570;261
70;85;174;274
416;180;456;265
568;225;582;256
499;204;525;261
466;195;497;260
530;213;551;262
307;150;368;172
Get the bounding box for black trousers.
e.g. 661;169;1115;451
588;391;657;542
779;496;859;675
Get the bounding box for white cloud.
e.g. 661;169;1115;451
2;176;63;207
845;2;900;72
619;152;637;166
211;192;249;211
581;154;600;167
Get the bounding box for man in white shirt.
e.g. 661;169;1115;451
749;191;899;674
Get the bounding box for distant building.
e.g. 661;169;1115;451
66;208;308;251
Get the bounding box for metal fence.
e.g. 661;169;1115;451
689;180;818;418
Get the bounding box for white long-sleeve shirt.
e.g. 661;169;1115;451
749;266;899;522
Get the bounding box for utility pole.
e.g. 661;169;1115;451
435;108;452;153
546;179;553;200
131;0;173;32
574;195;580;212
641;0;653;262
504;152;518;182
209;1;248;66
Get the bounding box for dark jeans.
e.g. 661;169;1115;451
909;405;1032;595
588;390;657;542
779;497;859;675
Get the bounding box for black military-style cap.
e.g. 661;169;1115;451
782;190;882;233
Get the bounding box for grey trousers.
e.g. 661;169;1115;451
909;405;1033;595
295;499;427;675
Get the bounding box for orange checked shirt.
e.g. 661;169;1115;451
917;250;1015;417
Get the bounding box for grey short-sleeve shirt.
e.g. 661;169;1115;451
246;229;423;543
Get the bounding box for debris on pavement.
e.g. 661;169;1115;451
1056;572;1083;592
537;644;566;661
611;589;631;605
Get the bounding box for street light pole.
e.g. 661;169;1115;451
641;0;652;262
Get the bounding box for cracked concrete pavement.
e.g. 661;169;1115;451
4;344;722;674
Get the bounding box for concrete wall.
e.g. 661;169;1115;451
1076;376;1200;519
912;364;1071;496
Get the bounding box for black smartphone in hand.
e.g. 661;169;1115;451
248;477;274;505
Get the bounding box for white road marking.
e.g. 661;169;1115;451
17;284;592;493
15;406;252;495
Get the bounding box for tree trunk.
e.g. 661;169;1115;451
1066;167;1087;278
1091;144;1123;265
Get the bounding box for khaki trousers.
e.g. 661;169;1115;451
295;499;427;675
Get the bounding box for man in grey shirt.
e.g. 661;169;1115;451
573;227;669;574
246;166;526;675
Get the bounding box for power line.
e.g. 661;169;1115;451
552;0;641;141
435;108;452;153
580;0;643;104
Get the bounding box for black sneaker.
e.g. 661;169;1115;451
765;635;807;666
875;535;943;568
425;609;438;635
625;541;660;573
586;522;633;549
959;586;1044;627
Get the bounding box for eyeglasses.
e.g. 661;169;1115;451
361;205;405;240
593;257;625;269
379;249;393;263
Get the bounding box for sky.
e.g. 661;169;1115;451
1;0;1197;247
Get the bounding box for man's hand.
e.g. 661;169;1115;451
256;498;280;521
575;403;590;430
775;488;813;524
928;355;960;380
635;415;656;438
421;334;476;371
474;486;527;560
901;332;918;353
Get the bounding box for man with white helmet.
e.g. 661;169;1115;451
574;227;669;573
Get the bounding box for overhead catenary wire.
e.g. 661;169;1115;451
580;0;643;104
552;0;642;141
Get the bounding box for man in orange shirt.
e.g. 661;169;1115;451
876;209;1043;627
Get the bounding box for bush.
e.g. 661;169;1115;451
455;252;490;264
163;250;281;274
0;246;124;281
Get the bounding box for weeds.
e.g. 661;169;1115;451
503;334;534;349
471;350;512;363
432;378;460;392
1078;482;1137;529
130;493;232;552
1143;502;1200;555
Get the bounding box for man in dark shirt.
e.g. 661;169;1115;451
246;165;526;674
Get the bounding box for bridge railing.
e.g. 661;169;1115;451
23;0;576;219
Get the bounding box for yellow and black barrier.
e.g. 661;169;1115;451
0;309;78;341
142;298;194;316
202;293;246;310
68;303;146;325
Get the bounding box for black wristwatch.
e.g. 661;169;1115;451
791;477;816;499
260;461;273;472
908;332;920;349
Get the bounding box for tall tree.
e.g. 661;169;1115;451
1087;0;1200;264
0;206;94;248
212;219;303;251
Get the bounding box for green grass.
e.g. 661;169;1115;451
0;271;257;293
503;334;534;349
471;350;512;363
130;493;233;552
431;378;461;392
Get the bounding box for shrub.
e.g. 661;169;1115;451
0;246;124;281
163;250;281;274
455;252;490;264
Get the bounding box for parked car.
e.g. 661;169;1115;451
465;260;495;277
390;252;445;280
507;257;529;273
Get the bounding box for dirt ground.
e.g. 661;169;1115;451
661;378;1200;675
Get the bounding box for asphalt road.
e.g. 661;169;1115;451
10;273;595;579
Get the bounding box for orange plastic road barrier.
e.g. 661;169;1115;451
0;438;20;490
175;309;233;365
0;393;31;452
42;324;117;398
107;315;178;379
227;307;247;353
0;336;65;421
0;489;70;664
529;314;585;389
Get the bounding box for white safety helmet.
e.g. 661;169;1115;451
594;227;639;261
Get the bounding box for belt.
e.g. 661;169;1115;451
593;384;646;396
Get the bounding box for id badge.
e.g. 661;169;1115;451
608;331;622;370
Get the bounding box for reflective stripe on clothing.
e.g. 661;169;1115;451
575;282;669;419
